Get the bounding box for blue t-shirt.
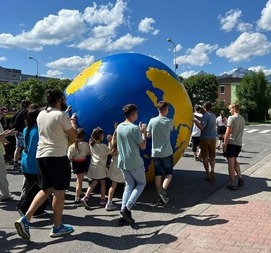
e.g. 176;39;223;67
200;111;217;139
147;116;173;157
21;125;39;174
117;122;144;170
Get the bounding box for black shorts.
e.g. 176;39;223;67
37;156;71;190
72;160;88;174
225;144;241;158
217;126;226;135
153;155;173;176
191;136;200;152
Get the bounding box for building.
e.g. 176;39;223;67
0;66;58;85
217;77;242;106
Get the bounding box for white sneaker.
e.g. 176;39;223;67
105;203;117;211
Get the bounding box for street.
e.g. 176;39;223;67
1;124;271;253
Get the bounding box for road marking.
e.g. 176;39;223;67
259;130;271;134
245;129;259;133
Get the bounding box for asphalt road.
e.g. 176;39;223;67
1;124;271;253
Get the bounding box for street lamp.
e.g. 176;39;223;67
28;56;38;78
166;38;178;74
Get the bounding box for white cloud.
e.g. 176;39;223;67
257;0;271;31
46;69;63;78
219;9;242;32
216;32;271;62
0;0;145;52
180;70;198;79
237;22;253;32
0;9;85;51
248;66;271;75
0;56;7;61
46;55;95;71
148;55;160;61
138;17;159;35
176;43;218;66
176;44;182;52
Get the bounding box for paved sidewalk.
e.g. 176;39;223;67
133;153;271;253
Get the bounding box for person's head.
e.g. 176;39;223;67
157;101;169;115
203;101;212;111
45;89;67;111
21;100;31;109
76;128;86;140
228;103;240;115
29;103;40;112
122;104;138;121
90;127;104;146
220;110;225;117
26;109;40;128
194;104;201;112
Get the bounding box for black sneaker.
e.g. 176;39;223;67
73;200;82;207
238;178;244;187
156;198;165;208
120;207;135;224
158;188;169;205
118;217;128;226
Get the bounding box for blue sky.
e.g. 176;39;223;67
0;0;271;79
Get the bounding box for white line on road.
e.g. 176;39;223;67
245;129;259;133
259;130;271;134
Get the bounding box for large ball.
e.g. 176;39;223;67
65;53;193;181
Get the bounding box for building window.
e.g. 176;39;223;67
220;85;225;94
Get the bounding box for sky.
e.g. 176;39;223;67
0;0;271;79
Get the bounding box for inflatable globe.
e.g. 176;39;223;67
65;53;193;181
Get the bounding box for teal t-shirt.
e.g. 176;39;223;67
200;111;217;139
147;116;173;157
117;122;144;170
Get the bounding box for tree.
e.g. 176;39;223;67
0;83;16;109
183;74;219;106
236;71;271;121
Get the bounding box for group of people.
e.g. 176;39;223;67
8;90;174;240
192;101;245;190
0;90;246;240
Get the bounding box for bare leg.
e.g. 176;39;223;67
108;181;117;201
52;189;65;228
14;147;22;162
227;157;236;186
234;158;242;178
75;173;85;199
162;174;172;190
100;179;106;199
203;157;210;179
25;188;53;221
155;175;162;193
85;180;98;197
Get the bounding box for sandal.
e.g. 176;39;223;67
226;185;237;191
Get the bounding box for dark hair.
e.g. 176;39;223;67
203;101;212;111
21;100;31;109
157;101;169;111
45;89;65;109
24;109;40;153
29;103;40;112
89;127;104;146
194;104;201;112
75;128;86;151
122;104;138;118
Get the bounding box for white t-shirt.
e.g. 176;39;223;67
36;107;72;157
67;141;90;161
192;112;202;137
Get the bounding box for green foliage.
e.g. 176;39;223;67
0;78;72;109
236;71;271;121
183;74;219;106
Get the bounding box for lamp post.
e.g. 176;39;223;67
28;57;38;78
166;38;178;74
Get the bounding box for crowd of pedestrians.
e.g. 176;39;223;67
0;90;245;240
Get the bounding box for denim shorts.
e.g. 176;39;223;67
15;132;24;148
153;155;173;176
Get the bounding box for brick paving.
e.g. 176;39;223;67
133;154;271;253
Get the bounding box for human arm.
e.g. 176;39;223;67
65;113;77;142
138;123;147;150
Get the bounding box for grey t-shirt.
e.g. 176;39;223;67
200;111;217;139
228;114;245;146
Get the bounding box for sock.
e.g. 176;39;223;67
107;199;112;204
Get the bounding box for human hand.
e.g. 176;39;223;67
65;105;72;113
107;134;112;142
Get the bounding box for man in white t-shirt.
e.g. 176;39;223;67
15;89;77;240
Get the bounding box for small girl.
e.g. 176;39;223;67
81;127;109;208
105;133;125;211
67;128;90;206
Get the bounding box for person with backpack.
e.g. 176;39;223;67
10;100;31;170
